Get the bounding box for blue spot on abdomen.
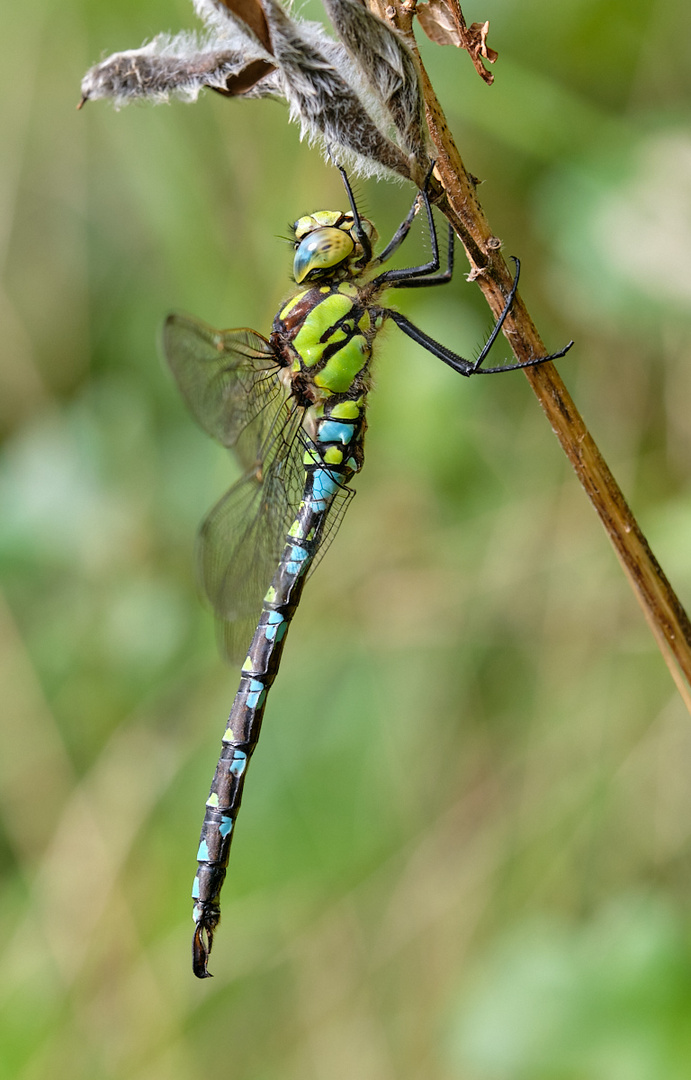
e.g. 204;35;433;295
311;467;340;502
230;750;248;777
264;609;286;641
246;677;266;709
286;544;310;575
317;420;354;445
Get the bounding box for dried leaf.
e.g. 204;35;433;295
416;0;462;47
468;21;498;65
415;0;497;85
212;58;277;96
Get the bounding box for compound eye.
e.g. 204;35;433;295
293;227;355;283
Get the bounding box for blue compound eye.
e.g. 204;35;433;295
293;227;355;282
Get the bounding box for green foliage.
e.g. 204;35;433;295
1;0;691;1076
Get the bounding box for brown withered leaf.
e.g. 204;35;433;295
211;0;274;54
468;21;498;66
416;0;463;47
415;0;497;85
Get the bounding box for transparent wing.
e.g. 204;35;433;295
307;482;355;580
164;313;358;665
162;313;285;471
198;402;307;664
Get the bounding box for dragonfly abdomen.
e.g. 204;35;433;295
191;404;366;977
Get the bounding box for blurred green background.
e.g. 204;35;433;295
2;0;691;1077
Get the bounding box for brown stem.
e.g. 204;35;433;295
381;1;691;705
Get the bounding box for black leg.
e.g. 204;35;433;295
371;194;421;266
385;258;574;376
471;256;522;369
370;178;442;287
388;308;573;376
389;224;455;289
338;159;453;284
336;159;573;375
386;310;476;376
371;159;441;267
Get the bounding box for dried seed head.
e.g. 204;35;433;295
80;0;431;181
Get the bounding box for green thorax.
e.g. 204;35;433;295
268;206;389;461
270;281;381;400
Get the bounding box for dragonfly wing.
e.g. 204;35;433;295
166;313;358;662
307;481;356;580
163;314;285;469
198;403;306;664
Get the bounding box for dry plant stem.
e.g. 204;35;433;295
379;0;691;703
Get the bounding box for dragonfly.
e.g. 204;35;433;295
163;166;573;978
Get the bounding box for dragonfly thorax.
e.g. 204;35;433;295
292;209;377;284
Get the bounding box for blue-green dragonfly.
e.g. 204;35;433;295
163;168;572;977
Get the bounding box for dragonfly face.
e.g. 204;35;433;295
292;209;378;284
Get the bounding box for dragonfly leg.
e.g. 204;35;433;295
371;194;421;266
385;259;574;377
339;159;455;286
371;161;437;267
469;257;574;373
370;169;445;288
388;223;454;289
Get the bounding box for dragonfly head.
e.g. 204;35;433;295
292;210;377;284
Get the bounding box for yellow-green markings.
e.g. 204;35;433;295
331;399;361;420
314;336;368;393
289;516;310;540
294;210;343;238
303;446;321;465
279;289;308;319
292;293;354;367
